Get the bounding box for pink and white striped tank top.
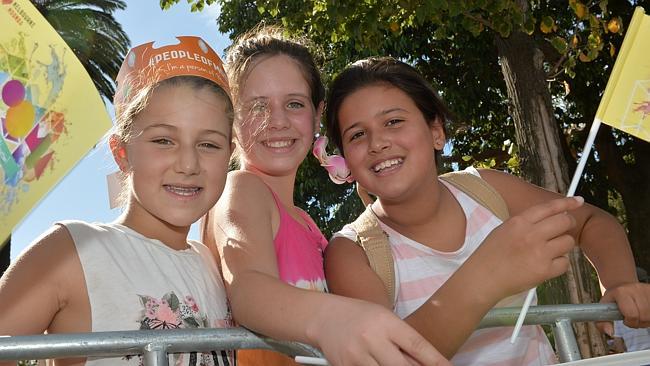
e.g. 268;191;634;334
334;171;557;366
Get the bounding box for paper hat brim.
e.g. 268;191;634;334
114;36;229;109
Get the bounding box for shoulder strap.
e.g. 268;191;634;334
348;205;396;305
439;170;510;221
349;169;509;307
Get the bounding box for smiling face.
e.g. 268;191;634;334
339;84;445;201
235;54;321;178
113;82;232;232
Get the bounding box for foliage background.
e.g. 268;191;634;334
161;0;650;273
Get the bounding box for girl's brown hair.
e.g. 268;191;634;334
325;57;454;161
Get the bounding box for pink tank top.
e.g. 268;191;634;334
269;190;328;292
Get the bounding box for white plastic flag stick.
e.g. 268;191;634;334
510;118;603;344
565;119;603;197
294;356;329;365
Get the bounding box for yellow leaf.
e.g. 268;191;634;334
575;2;588;19
609;43;616;57
389;21;400;32
540;16;555;34
607;18;621;33
571;34;580;48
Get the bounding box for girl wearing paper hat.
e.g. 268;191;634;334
0;36;236;365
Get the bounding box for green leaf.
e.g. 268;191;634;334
540;16;555;34
495;18;512;37
462;155;472;162
433;26;448;39
461;16;482;36
165;292;181;311
448;1;463;17
183;317;200;328
430;0;449;10
506;156;519;169
550;36;568;55
599;0;608;14
587;32;601;49
523;15;536;35
257;4;265;14
160;0;172;10
589;14;600;30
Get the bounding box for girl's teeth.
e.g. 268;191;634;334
265;140;293;148
373;158;403;172
165;185;200;196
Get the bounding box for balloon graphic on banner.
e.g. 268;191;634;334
6;100;35;139
2;79;26;107
3;79;35;139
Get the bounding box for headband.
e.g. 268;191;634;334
114;36;229;111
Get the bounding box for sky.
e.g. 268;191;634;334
9;1;231;260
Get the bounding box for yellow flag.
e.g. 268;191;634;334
596;7;650;142
0;0;112;245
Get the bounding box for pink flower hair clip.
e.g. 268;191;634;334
312;136;354;184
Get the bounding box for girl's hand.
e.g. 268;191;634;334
308;297;451;366
596;282;650;335
472;196;584;300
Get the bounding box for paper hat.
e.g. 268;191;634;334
114;36;229;110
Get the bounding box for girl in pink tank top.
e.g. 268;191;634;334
201;27;448;366
269;188;328;291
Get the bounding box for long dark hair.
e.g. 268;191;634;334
326;57;453;158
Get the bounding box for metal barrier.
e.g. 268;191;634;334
0;328;324;365
0;303;627;365
479;303;623;363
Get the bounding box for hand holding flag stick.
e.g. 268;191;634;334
511;6;650;343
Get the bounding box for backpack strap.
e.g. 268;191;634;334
349;169;509;307
348;205;396;305
439;170;510;221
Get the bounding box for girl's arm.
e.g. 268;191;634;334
326;195;582;358
206;171;449;366
480;168;650;330
0;225;87;365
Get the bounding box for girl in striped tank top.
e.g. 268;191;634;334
320;57;650;365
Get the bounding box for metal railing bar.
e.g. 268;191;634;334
479;303;622;328
0;304;625;363
554;318;582;362
143;343;168;366
0;328;323;361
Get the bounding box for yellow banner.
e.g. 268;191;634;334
0;0;112;245
595;6;650;142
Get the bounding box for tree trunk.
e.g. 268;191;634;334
494;30;607;358
494;31;569;190
1;236;10;278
